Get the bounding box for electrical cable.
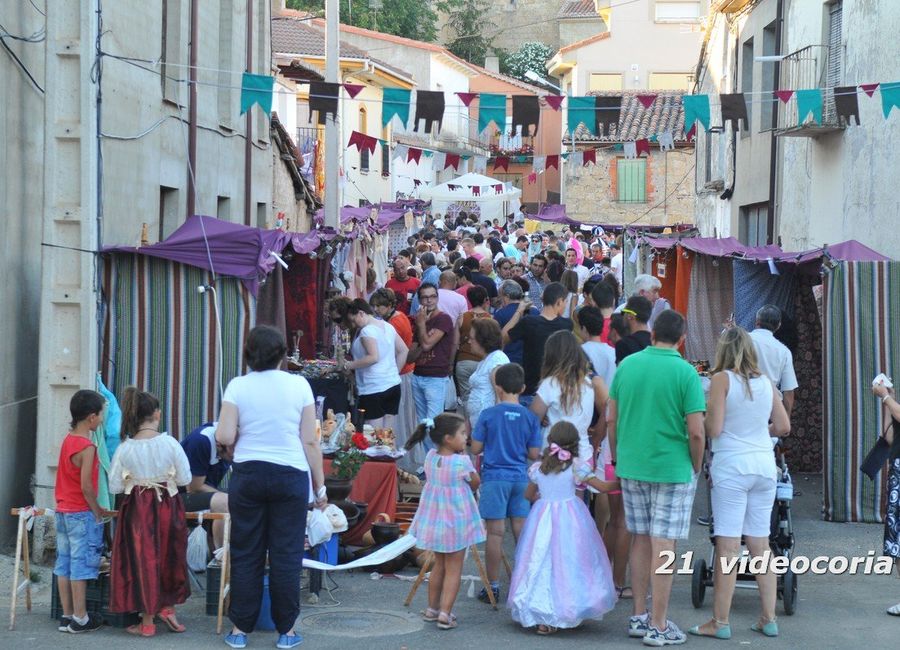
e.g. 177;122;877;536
28;0;46;17
0;31;44;92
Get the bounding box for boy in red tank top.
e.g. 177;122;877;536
54;390;106;633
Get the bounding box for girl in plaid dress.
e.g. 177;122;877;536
406;413;485;630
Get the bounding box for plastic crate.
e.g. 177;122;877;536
51;573;140;628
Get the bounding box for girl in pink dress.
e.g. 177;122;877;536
508;421;619;635
406;413;486;630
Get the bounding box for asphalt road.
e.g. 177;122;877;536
2;474;898;649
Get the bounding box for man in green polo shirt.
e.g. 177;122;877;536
608;309;706;647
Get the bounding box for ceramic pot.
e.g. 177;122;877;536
324;476;353;503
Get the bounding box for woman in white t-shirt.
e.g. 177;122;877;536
465;318;510;429
689;327;790;641
342;299;408;430
215;325;326;648
530;331;608;472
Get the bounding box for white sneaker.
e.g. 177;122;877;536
628;612;650;638
643;621;687;646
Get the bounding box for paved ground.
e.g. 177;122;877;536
1;474;898;648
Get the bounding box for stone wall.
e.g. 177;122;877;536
559;19;604;49
566;147;695;225
481;0;564;54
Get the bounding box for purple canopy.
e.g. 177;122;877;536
103;215;343;296
312;205;407;230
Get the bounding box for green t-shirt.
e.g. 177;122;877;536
609;346;706;483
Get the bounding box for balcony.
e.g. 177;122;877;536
774;45;845;138
393;112;491;157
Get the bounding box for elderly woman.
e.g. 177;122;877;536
873;381;900;616
215;325;326;649
689;327;790;640
465;319;510;429
343;298;408;429
455;285;493;410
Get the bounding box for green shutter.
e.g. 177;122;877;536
617;159;647;203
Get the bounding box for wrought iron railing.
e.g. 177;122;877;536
775;44;842;134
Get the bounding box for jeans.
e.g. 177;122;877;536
54;511;104;581
228;461;309;635
411;374;450;451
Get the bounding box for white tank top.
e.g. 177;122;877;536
710;371;777;480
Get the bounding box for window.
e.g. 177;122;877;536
616;159;647;203
589;73;623;91
761;22;777;129
649;72;694;90
654;1;701;22
158;186;179;240
498;116;523;151
381;126;390;176
217;0;234;128
256;202;267;229
359;107;369;172
741;37;754;134
217;196;231;220
161;0;183;103
739;203;769;246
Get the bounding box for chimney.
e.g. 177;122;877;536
484;55;500;73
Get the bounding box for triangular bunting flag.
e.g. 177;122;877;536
431;151;446;171
347;131;378;154
527;172;537;185
445;153;461;171
880;81;900;118
493;156;510;172
479;93;507;134
682;95;711;132
240;72;275;115
533;155;546;172
796;89;823;125
545;95;565;111
382;88;412;128
343;83;364;99
448;184;459;191
775;90;794;104
413;90;445;134
635;139;651;157
561;152;569;160
582;149;596;166
392;144;408;161
493;184;503;194
658;131;675;151
860;83;879;98
637;94;658;109
407;148;423;164
719;93;748;131
472;186;481;196
512;95;541;136
546;155;560;170
413;179;422;187
623;142;637;159
833;86;861;126
456;92;478;107
685;124;696;141
596;96;622;137
473;155;487;174
568;96;597;136
569;151;584;167
308;82;340;124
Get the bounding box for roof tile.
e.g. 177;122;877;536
557;0;602;19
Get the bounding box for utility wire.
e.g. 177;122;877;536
0;31;44;92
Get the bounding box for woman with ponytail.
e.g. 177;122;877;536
405;413;485;630
108;387;192;637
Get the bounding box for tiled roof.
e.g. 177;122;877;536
557;0;602;19
272;17;413;81
573;91;688;142
557;30;611;55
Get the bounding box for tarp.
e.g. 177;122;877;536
312;205;407;230
419;172;522;220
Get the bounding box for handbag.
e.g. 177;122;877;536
860;436;891;480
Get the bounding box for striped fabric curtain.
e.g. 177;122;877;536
823;261;900;522
101;254;256;439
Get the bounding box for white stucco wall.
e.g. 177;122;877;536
777;0;900;254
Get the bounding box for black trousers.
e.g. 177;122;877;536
228;461;309;634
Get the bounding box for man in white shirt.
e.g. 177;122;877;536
610;243;623;286
749;305;799;415
632;274;671;329
564;247;590;290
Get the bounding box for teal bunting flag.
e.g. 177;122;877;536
478;93;507;134
682;95;711;132
239;73;275;115
796;89;823;125
880;81;900;118
515;155;527;163
567;96;597;136
423;150;433;157
382;88;411;128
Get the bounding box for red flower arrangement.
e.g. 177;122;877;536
351;432;370;450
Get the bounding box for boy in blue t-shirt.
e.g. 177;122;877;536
470;363;543;603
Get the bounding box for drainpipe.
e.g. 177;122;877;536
244;1;253;225
187;0;199;217
767;0;785;245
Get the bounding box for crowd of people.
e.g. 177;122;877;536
53;210;900;646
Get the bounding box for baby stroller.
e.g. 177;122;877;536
691;441;798;615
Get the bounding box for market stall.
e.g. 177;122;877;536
419;172;522;221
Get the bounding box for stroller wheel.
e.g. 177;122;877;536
782;567;798;615
691;559;708;608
